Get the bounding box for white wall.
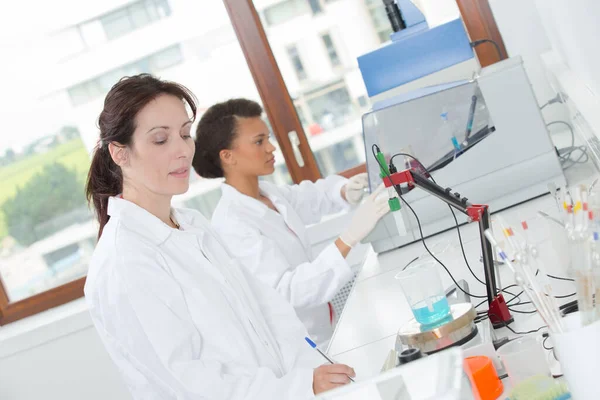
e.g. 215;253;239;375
0;300;130;400
488;0;570;124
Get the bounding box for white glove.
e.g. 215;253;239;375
343;173;369;206
339;184;390;247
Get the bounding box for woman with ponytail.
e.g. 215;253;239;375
84;74;354;400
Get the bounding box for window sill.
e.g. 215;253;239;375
0;297;91;359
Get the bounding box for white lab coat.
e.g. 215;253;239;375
211;176;354;348
84;197;322;400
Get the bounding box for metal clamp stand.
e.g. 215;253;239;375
383;169;513;328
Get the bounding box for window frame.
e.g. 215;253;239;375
0;0;507;325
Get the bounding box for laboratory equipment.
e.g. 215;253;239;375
484;230;563;333
373;148;512;325
463;95;478;144
382;0;406;32
398;348;424;365
377;151;407;236
362;56;566;253
397;303;477;354
395;261;451;325
315;347;472;400
463;356;504;400
552;312;600;400
358;18;478;103
496;337;551;387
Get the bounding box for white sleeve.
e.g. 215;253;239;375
223;225;354;309
273;175;350;225
120;250;315;400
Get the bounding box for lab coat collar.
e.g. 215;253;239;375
220;182;308;245
220;183;268;217
107;196;182;246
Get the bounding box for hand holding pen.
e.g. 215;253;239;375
306;337;356;394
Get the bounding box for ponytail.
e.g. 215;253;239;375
85;145;122;239
193;98;262;179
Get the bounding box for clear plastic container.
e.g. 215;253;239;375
396;260;451;325
497;336;551;387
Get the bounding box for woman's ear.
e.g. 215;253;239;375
109;142;129;167
219;149;237;167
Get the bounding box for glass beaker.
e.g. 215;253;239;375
395;260;451;325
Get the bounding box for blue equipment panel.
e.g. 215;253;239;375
358;18;474;97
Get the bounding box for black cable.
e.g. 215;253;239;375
554;292;576;299
510;301;532;307
470;39;503;60
507;290;525;305
475;298;488;309
476;284;521;309
547;274;574;282
388;152;492;288
485;312;546;335
389;159;528;306
389;151;528;310
401;256;419;271
371;145;488;299
508;308;537;314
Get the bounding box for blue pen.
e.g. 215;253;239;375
305;337;355;382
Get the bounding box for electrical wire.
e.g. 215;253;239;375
387;150;541;307
547;274;574;282
371;144;487;299
389;152;494;289
470;39;503;60
539;93;566;110
483;312;547;335
554;292;576;299
547;120;589;169
508;308;538;314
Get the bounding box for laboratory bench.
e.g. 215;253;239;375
328;162;597;397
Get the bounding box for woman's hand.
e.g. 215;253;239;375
342;173;369;205
313;364;356;394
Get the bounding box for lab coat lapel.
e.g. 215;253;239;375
201;227;288;372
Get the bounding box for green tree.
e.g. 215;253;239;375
2;163;86;246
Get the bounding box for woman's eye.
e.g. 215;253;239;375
182;134;192;139
256;139;263;145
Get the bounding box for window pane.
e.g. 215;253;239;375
100;8;134;40
66;45;185;106
129;2;152;28
321;33;341;67
255;0;384;176
308;0;323;14
286;45;307;81
100;0;172;41
264;0;310;26
148;44;184;71
0;0;292;304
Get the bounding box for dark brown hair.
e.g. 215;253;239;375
192;98;263;179
85;74;197;238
